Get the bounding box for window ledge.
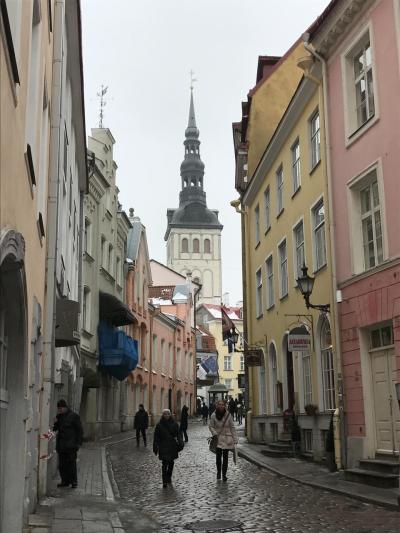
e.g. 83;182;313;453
256;313;263;320
255;241;261;250
276;208;284;220
267;304;275;312
312;263;327;276
346;114;379;148
82;328;94;338
291;185;301;199
309;159;321;176
279;292;289;302
264;226;271;236
83;251;95;263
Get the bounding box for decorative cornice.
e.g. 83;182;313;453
0;228;25;267
89;176;105;204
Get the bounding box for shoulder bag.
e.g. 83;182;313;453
208;413;229;454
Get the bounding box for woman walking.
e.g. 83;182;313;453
209;400;238;482
180;405;189;442
153;409;184;488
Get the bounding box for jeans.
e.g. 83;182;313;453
216;447;229;478
136;428;147;445
58;450;77;485
162;460;174;483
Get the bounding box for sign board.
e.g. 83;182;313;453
244;348;264;366
288;327;311;352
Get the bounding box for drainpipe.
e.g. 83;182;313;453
302;35;347;469
38;0;64;497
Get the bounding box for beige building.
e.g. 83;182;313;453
0;0;54;530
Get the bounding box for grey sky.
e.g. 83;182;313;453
81;0;329;305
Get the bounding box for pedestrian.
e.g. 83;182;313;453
180;405;189;442
234;398;239;421
228;397;236;419
201;402;209;425
236;403;243;425
209;401;216;416
196;397;202;416
53;398;83;488
153;409;184;488
209;400;238;482
134;404;149;447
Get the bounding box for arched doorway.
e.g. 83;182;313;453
0;230;28;533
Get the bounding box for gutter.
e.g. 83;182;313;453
302;35;347;469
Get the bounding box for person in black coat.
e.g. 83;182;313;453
53;399;83;488
201;402;209;425
134;404;149;446
179;405;189;442
153;409;183;488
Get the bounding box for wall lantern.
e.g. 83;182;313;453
296;265;330;313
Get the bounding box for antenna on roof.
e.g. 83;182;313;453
97;85;108;128
190;69;197;92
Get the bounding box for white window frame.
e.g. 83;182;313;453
254;204;260;245
347;163;387;275
153;334;158;371
311;198;327;272
240;354;244;371
291;138;301;194
302;350;313;408
264;186;270;232
341;24;379;146
225;378;232;390
224;356;232;371
278;238;288;299
293;219;305;283
266;254;274;309
84;217;91;255
276;165;284;215
83;286;91;332
309;109;321;170
320;319;335;411
255;267;263;318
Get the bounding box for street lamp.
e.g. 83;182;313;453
231;329;239;345
296;265;330;313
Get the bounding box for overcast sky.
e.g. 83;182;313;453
81;0;329;305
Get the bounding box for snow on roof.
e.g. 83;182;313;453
201;304;241;321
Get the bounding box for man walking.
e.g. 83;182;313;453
53;399;83;488
134;404;149;446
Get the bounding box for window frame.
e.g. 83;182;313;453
291;138;301;194
193;238;200;253
255;267;263;318
266;254;274;310
309;109;321;170
224;355;232;371
276;165;284;215
293;219;305;283
311;198;327;273
181;237;189;253
254;204;260;246
264;186;271;232
278;238;288;299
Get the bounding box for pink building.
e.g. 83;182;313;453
309;0;400;472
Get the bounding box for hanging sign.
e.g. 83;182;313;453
288;327;311;352
244;348;264;366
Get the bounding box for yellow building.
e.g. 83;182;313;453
196;304;244;400
234;54;340;464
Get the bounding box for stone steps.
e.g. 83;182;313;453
344;467;399;489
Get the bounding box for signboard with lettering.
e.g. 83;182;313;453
244;348;264;366
288;326;311;352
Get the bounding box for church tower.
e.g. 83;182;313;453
165;89;223;304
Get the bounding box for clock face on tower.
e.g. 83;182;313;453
165;90;223;305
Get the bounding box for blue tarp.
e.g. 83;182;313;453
98;321;138;380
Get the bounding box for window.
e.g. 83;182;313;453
254;204;260;245
224;356;232;371
84;218;91;254
177;348;181;378
264;187;270;231
153;335;158;370
193;238;200;253
255;268;263;318
291;140;301;193
278;240;288;298
321;319;335;411
101;236;106;268
310;111;320;168
83;286;90;331
116;257;121;285
276;166;284;214
169;343;173;374
161;339;166;371
240;355;244;371
225;379;232;390
108;244;113;274
303;429;313;452
293;221;305;280
266;255;274;309
302;350;312;407
353;39;374;128
312;200;326;271
360;179;383;269
182;238;188;253
370;324;393;349
26;3;41;160
204;238;211;253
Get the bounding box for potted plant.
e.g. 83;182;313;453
304;403;319;417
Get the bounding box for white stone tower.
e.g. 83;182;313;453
165;89;223;304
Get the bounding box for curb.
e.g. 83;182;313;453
237;448;400;512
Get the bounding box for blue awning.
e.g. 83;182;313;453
98;321;138;381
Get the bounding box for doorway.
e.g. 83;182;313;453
286;347;295;411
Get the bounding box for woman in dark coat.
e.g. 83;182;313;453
153;409;184;488
179;405;189;442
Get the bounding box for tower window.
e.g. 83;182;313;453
184;179;188;188
204;238;211;253
191;179;196;186
193;238;200;253
182;238;189;253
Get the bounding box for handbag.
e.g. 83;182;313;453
208;413;229;454
166;425;184;452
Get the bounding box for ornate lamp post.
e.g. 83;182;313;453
296;265;330;313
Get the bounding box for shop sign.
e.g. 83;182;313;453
288;329;311;352
244;348;264;366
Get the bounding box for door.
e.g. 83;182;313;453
371;348;400;453
286;349;295;410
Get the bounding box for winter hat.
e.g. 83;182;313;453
57;399;68;408
162;409;171;416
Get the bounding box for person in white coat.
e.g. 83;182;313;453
209;399;238;481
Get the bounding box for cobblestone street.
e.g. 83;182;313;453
109;421;399;533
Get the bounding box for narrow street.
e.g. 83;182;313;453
109;421;400;533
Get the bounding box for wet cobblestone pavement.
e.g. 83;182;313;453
109;422;399;533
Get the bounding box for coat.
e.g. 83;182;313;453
153;418;183;461
134;409;149;430
53;409;83;453
180;406;188;431
209;411;238;450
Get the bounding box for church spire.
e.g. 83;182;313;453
185;88;199;138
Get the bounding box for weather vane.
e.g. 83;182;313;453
190;69;197;91
97;85;108;128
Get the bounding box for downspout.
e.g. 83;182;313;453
76;191;84;413
303;36;347;469
38;0;63;497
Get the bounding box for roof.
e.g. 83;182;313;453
199;303;242;321
306;0;340;40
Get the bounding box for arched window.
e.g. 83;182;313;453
204;238;211;253
182;238;188;253
320;318;335;411
193;238;200;253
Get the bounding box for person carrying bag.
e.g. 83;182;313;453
153;409;184;488
208;400;238;481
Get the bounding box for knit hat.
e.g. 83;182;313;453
57;399;68;408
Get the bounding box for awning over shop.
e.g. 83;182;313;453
98;320;138;380
55;298;80;347
99;291;136;327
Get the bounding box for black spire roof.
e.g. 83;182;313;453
165;89;223;240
